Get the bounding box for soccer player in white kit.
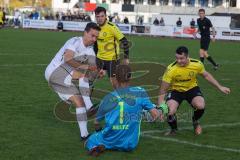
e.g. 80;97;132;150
45;22;102;140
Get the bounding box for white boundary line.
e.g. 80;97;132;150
141;122;240;153
143;134;240;153
142;122;240;134
0;62;239;68
0;59;240;68
0;64;47;67
0;54;35;56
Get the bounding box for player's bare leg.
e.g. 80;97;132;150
200;49;219;70
199;49;205;63
191;96;205;135
79;77;93;108
72;70;97;117
165;100;179;136
69;94;90;140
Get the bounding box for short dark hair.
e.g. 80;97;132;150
84;22;101;32
199;8;205;13
94;7;106;15
176;46;189;56
116;65;131;83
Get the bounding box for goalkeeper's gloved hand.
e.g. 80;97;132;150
158;102;169;115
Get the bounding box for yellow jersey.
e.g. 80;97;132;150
0;11;3;24
162;58;205;92
97;21;124;61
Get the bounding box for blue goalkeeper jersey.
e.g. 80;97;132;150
94;86;154;150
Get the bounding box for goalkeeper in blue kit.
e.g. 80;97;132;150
85;65;165;156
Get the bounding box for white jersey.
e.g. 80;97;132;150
14;10;21;19
45;37;95;82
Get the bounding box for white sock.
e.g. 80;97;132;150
76;107;89;137
79;77;93;110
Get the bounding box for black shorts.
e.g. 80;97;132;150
200;37;210;51
166;86;203;105
96;58;120;77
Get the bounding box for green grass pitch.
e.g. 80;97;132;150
0;28;239;160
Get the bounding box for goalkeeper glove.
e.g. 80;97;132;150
158;102;169;115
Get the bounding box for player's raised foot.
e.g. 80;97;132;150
81;134;91;141
193;121;202;135
86;103;99;117
164;129;177;136
213;64;219;71
88;145;105;157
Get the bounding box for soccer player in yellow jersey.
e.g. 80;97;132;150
0;7;3;28
94;7;130;88
158;46;230;135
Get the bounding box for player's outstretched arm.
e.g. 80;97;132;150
201;71;230;94
211;27;216;42
193;28;199;39
157;81;170;118
149;108;161;121
120;37;130;65
64;49;95;71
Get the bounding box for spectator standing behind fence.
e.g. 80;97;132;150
123;17;129;24
55;12;60;20
113;15;120;24
159;17;165;26
14;9;21;28
176;17;182;27
3;8;6;23
32;10;39;20
29;11;33;19
138;17;143;25
108;15;114;22
85;15;91;22
66;10;72;21
43;11;92;22
190;18;196;28
153;18;159;26
0;7;6;27
57;21;64;31
0;7;3;28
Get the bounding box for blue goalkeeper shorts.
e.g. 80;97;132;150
85;131;137;152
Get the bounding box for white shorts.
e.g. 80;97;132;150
48;66;80;103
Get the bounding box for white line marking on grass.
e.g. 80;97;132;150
143;134;240;153
142;122;240;134
131;57;240;64
0;59;240;68
0;64;47;67
0;54;35;56
221;78;232;81
142;122;240;153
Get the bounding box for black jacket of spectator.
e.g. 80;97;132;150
153;18;160;25
190;19;195;27
176;19;182;27
124;17;129;24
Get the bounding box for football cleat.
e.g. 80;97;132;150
213;64;219;71
88;145;105;157
86;103;99;117
81;134;91;141
193;121;202;135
